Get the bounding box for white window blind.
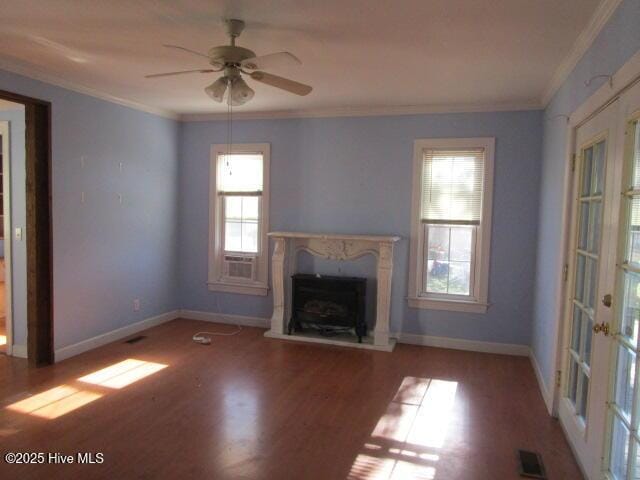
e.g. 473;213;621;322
421;148;485;225
217;153;263;195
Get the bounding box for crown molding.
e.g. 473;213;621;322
0;58;541;122
0;57;179;120
179;101;542;122
540;0;623;107
0;1;618;121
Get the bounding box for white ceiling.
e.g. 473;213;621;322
0;0;603;117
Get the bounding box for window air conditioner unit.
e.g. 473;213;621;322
223;254;256;281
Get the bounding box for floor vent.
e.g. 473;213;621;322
124;335;146;344
517;449;546;479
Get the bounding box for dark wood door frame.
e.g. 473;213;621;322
0;89;53;366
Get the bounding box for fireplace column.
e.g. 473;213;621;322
374;241;394;347
270;237;286;336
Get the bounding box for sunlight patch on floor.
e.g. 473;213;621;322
0;335;6;346
407;380;458;449
6;358;169;420
6;385;103;419
349;454;436;480
348;377;458;480
78;358;167;389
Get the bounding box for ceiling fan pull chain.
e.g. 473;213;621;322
227;77;233;169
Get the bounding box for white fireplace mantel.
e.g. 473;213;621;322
265;231;401;352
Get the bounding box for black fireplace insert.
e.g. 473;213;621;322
288;273;367;342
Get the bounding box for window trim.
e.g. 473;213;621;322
208;143;270;296
408;137;495;313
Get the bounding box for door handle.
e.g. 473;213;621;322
602;294;612;308
593;322;610;336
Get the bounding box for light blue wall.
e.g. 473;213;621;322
0;67;543;355
0;106;26;345
0;69;181;350
179;110;543;345
532;0;640;392
14;3;634;356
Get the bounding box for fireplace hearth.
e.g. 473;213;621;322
289;274;367;342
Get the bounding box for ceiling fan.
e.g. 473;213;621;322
145;19;312;106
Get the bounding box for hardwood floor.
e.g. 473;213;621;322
0;319;582;479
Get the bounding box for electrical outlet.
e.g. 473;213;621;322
133;298;140;312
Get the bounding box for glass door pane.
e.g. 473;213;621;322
608;118;640;480
567;140;606;421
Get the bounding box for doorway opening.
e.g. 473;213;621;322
0;89;53;366
0;100;21;355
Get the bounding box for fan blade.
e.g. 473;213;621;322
250;71;312;96
163;44;209;59
162;44;224;68
241;52;301;71
145;69;216;78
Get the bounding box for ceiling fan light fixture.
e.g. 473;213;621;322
205;77;228;102
150;18;311;106
228;76;255;106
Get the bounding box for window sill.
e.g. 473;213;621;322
408;296;489;313
207;281;268;296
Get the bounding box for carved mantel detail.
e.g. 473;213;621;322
266;232;401;351
322;239;348;260
297;238;379;262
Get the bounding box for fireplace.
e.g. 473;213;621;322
288;274;367;342
267;231;400;351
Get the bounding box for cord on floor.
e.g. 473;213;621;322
192;325;242;345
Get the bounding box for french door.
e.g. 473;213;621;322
602;80;640;480
559;99;619;480
559;79;640;480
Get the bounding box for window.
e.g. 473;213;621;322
408;138;494;313
209;144;270;295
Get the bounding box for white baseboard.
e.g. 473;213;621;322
11;344;27;358
54;310;180;362
176;312;529;356
558;409;589;480
395;332;530;356
178;309;270;328
529;349;555;416
49;308;537;367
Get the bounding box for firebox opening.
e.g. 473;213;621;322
289;274;367;343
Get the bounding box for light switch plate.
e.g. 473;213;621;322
15;227;22;240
